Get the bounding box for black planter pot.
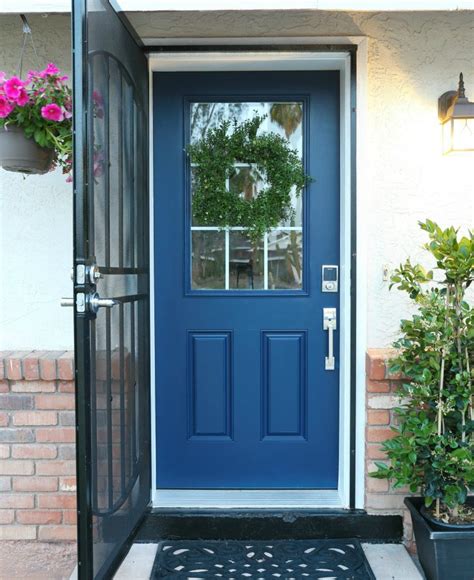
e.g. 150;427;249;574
0;125;55;174
405;497;474;580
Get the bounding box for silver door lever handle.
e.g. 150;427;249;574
61;293;118;314
323;308;337;371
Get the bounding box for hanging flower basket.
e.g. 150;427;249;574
0;64;72;179
0;124;54;174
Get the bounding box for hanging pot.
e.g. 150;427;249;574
0;124;55;175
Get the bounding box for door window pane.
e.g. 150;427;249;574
229;231;264;290
192;231;226;289
190;101;304;291
268;230;303;290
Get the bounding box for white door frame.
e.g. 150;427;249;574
148;39;368;509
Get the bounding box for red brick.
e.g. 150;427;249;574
0;509;14;524
0;411;8;427
58;381;75;393
366;444;387;460
0;352;12;380
0;381;8;393
36;460;76;476
0;444;10;459
0;460;34;476
13;411;58;426
38;525;76;541
11;381;56;393
13;476;58;492
38;493;76;509
36;394;75;410
17;510;62;525
12;444;57;459
39;351;64;381
22;351;47;381
367;427;396;443
367;379;390;393
366;352;386;381
5;352;32;380
36;427;75;443
63;510;77;525
59;476;76;492
0;494;34;509
58;352;75;381
367;410;390;425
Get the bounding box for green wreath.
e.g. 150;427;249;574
188;115;310;242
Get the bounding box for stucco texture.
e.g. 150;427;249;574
0;15;72;350
0;11;473;349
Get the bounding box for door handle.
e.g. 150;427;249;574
61;292;118;314
323;307;337;371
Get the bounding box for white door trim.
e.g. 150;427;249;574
148;43;368;510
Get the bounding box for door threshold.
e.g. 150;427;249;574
135;507;403;542
152;489;344;509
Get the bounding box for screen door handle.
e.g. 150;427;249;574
61;293;117;314
323;307;337;371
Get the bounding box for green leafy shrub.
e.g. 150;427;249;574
371;220;474;522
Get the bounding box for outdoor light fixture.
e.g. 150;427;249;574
438;73;474;154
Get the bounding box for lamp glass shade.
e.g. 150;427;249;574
442;117;474;154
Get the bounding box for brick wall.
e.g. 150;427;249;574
0;351;77;541
0;348;413;545
365;348;414;549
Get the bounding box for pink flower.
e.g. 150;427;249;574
62;106;72;119
0;94;14;118
15;87;29;106
40;63;60;77
0;71;6;85
41;103;64;122
4;76;24;100
65;174;73;183
27;70;40;82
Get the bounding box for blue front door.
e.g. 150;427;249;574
154;71;340;489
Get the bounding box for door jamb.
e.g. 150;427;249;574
148;40;368;510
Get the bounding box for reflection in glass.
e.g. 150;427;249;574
192;231;225;289
190;100;305;291
190;101;304;227
268;230;303;290
229;165;267;201
229;232;264;290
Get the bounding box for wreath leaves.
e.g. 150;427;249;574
188;115;310;243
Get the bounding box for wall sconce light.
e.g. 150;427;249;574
438;73;474;154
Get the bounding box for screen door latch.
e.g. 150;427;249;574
322;265;339;293
323;307;337;371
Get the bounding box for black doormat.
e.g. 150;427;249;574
151;539;375;579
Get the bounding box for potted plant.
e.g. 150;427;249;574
370;220;474;580
0;63;72;177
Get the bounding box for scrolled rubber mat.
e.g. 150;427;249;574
151;538;376;579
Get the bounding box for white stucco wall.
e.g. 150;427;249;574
0;15;73;350
0;11;473;350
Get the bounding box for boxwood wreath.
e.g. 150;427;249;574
188;115;310;242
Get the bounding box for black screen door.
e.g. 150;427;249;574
72;1;150;578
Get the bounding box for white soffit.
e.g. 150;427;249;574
1;0;474;13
